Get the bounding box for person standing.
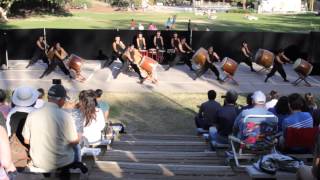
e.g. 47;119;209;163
26;36;49;68
170;32;180;51
153;31;164;50
265;49;290;83
136;32;146;50
102;36;126;71
240;41;255;72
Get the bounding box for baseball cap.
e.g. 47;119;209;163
48;84;69;99
252;91;266;104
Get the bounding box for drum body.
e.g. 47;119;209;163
139;56;158;74
68;54;83;73
167;49;175;54
221;57;238;76
293;58;313;77
122;50;142;64
254;49;274;68
139;50;148;57
157;50;165;63
148;48;157;59
192;47;208;67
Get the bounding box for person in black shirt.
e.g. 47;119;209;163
209;90;239;144
166;37;194;71
153;31;164;50
195;90;221;132
265;49;290;83
136;32;146;50
26;36;49;68
194;46;221;81
170;32;180;52
102;36;126;69
39;42;71;79
240;41;255;72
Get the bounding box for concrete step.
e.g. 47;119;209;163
96;150;225;165
119;134;202;142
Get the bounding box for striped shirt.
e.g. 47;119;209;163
282;112;313;133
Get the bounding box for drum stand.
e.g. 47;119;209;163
292;73;312;87
222;72;239;86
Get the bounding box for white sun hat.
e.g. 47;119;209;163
12;86;40;107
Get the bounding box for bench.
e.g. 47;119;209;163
23;165;82;180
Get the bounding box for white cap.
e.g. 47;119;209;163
252;91;266;104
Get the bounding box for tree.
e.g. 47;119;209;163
0;0;14;22
308;0;315;11
242;0;246;9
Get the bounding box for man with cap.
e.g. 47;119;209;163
195;90;221;133
233;90;274;138
22;84;87;176
209;90;239;144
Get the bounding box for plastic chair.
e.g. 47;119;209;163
228;114;278;167
284;127;319;152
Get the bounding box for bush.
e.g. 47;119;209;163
111;0;129;7
227;8;255;14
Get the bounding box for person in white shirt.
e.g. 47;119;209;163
265;90;279;109
34;88;45;109
138;23;144;30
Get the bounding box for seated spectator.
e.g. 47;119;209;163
0;89;10;119
195;90;221;132
130;19;136;30
233;91;274;138
22;84;87;174
95;89;110;121
282;93;313;133
73;90;106;145
240;93;253;111
296;131;320;180
268;96;290;132
138;23;144;30
34;88;45;109
6;86;39;168
305;92;318;111
265;90;279;109
209;90;239;144
0;125;16;179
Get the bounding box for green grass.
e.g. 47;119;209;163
1;12;320;32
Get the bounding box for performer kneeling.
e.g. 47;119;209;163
26;36;49;68
39;42;71;79
194;46;221;81
240;41;255;72
123;44;146;84
264;49;290;83
166;37;194;71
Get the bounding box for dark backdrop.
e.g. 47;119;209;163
0;30;6;66
3;29;319;74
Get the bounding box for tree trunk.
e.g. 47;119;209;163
242;0;246;9
0;7;8;22
309;0;315;11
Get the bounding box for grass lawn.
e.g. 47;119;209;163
103;92;246;135
1;11;320;32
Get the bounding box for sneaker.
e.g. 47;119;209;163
264;77;268;83
284;79;289;82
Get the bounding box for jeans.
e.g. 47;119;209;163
209;127;228;144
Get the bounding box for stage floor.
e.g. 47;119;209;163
1;60;320;95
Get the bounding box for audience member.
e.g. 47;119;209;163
233;91;274;138
195;90;221;132
74;90;106;145
305;93;318;111
138;23;144;30
22;84;85;173
282;93;313;133
34;88;45;109
240;93;254;111
148;23;157;30
265;90;279;109
209;90;239;144
95;89;110;121
0;126;16;179
130;19;136;30
0;89;10;119
165;17;172;29
268;96;290;132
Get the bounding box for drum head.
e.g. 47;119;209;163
293;58;302;69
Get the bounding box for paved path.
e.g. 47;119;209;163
1;60;319;95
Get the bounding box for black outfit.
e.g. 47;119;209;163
195;100;221;130
155;37;164;49
26;41;49;68
10;112;29;147
104;42;125;68
240;47;255;72
168;43;193;70
128;50;144;80
266;56;288;81
39;50;70;78
196;52;220;80
137;38;145;49
172;38;179;49
216;104;239;138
